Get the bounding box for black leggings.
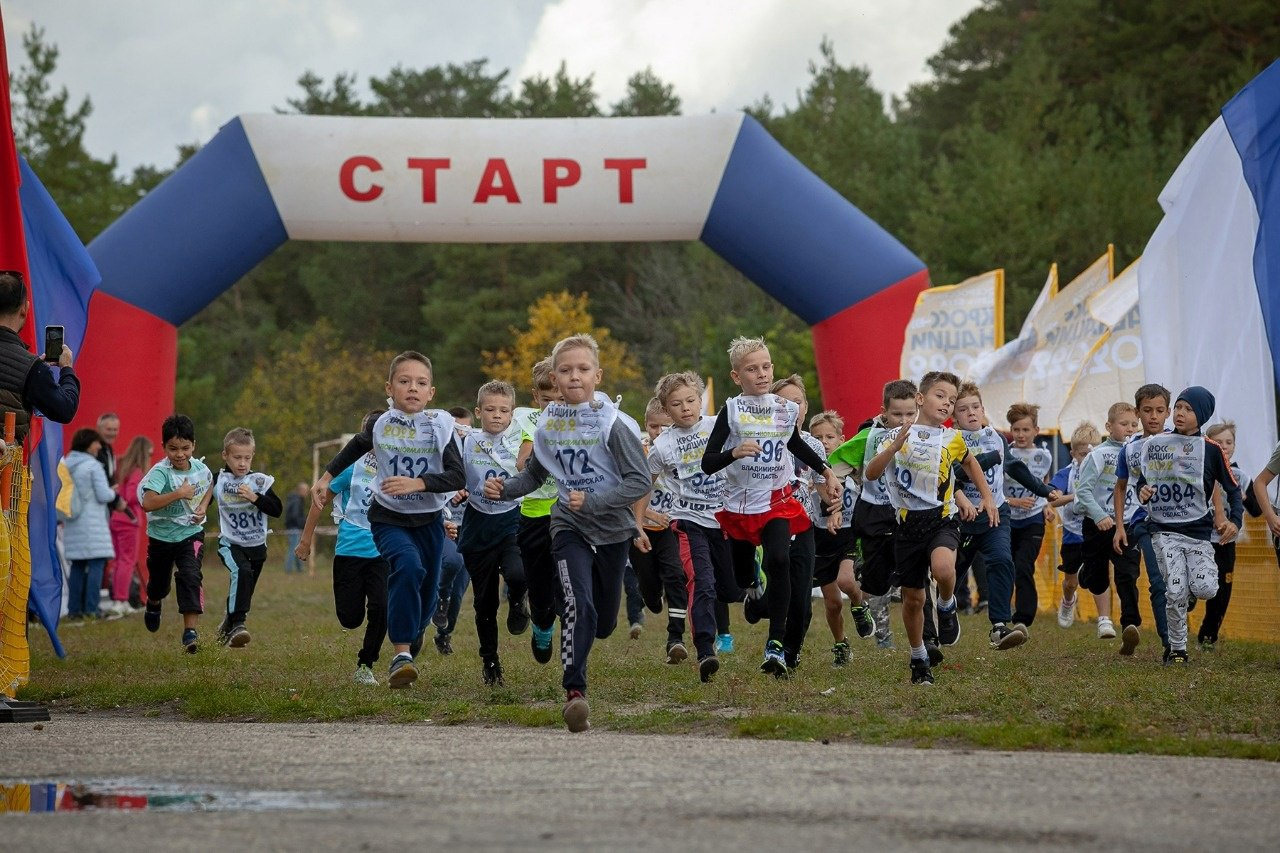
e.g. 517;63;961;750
730;519;812;651
333;554;389;668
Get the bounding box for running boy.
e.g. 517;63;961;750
1049;422;1100;628
951;383;1058;650
314;351;466;689
1075;402;1142;652
458;380;529;687
486;334;651;731
140;414;215;653
648;372;738;682
1126;387;1241;665
1004;403;1055;626
808;409;875;666
296;410;388;685
514;357;563;664
700;339;837;677
828;380;920;649
1199;421;1249;649
864;371;998;685
212;428;282;647
1112;384;1174;656
633;397;694;665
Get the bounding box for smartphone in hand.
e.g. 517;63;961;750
43;325;64;362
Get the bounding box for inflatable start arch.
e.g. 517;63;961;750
74;114;927;436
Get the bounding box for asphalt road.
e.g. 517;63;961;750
3;715;1278;851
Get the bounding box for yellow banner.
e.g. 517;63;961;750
1020;248;1115;429
900;270;1004;382
1056;258;1143;436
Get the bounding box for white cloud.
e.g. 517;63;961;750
519;0;976;114
2;0;977;173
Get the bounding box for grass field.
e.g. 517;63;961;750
19;551;1280;760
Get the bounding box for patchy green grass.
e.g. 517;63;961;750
20;552;1280;759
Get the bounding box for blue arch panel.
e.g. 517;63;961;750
699;115;925;326
89;117;287;325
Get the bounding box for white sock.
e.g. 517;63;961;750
910;644;928;662
938;595;956;612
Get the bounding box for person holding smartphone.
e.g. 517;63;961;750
0;270;80;441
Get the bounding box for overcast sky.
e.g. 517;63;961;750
3;0;980;174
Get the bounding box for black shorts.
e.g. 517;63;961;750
892;510;960;590
1058;541;1083;576
857;532;895;596
812;526;856;587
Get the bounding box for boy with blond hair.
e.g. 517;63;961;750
1075;402;1142;652
212;428;283;648
701;338;837;677
1049;422;1101;628
487;334;651;730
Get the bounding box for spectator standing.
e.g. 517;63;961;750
63;429;117;619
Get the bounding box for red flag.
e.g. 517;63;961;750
1;7;37;353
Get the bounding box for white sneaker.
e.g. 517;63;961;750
1057;597;1077;628
353;664;378;686
1097;617;1116;639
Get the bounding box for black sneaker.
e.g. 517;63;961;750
698;655;720;683
215;614;231;644
988;624;1026;651
506;595;530;636
743;594;766;625
832;639;851;667
1119;624;1140;656
431;597;450;632
937;603;961;646
433;633;453;655
665;641;688;665
483;657;504;686
974;599;988;614
850;603;874;639
144;604;162;633
1162;647;1173;665
1165;649;1189;666
228;624;251;648
181;628;198;654
925;640;944;666
410;626;428;658
909;657;934;685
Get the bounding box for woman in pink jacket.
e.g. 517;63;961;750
109;436;153;609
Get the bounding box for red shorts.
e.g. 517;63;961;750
716;496;812;546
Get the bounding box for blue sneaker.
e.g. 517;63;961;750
181;628;198;654
531;623;554;665
759;639;788;678
388;653;418;688
714;633;735;654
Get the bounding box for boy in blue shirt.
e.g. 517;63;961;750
140;414;214;653
297;410;388;685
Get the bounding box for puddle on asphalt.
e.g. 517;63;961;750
1;779;354;814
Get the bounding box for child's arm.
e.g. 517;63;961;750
864;426;910;482
383;439;467;497
700;408;755;475
960;453;999;527
517;440;534;471
1213;444;1243;541
315;428;375;507
295;491;328;563
491;453;551;501
140;481;196;512
1074;453;1112;530
787;426;839;503
253;484;284;518
579;424;654;513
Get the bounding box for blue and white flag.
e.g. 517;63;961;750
1139;60;1280;479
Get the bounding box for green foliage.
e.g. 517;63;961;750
225;320;396;495
12;4;1280;426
